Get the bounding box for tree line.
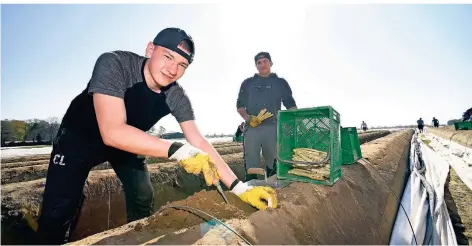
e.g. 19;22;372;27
2;117;459;147
1;118;169;147
446;118;463;126
0;117;231;148
1;117;61;146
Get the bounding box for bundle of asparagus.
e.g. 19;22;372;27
288;148;330;181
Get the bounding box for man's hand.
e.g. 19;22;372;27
249;116;262;127
169;143;220;186
231;181;278;210
249;109;273;128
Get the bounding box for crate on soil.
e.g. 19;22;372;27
340;127;362;165
454;121;472;130
276;106;342;186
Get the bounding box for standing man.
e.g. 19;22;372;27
35;28;277;244
236;52;297;181
417;117;424;133
361;121;368;132
432;117;439;128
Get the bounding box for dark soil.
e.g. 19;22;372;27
145;190;257;231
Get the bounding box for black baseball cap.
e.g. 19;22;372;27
254;51;272;63
153;27;195;64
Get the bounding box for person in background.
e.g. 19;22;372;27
235;122;245;139
432;117;439;128
361;121;368;132
233;122;245;142
462;107;472;122
236;51;297;181
417;117;424;133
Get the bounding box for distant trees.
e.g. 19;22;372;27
1;118;61;146
146;125;167;137
2;119;177;146
447;119;462;126
157;126;166;137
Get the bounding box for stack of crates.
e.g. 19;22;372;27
276;106;342;186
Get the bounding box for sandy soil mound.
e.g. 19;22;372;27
444;167;472;245
428;126;472;148
144;190;256;231
71;129;413;245
1;153;246;244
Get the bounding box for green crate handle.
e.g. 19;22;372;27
276;148;331;166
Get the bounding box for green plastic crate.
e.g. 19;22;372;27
454;121;472;130
340;127;362;165
276;106;342;186
233;135;244;143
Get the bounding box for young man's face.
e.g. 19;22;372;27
256;58;272;75
146;43;190;87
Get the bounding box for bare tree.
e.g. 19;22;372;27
146;125;157;136
46;117;61;141
157;126;166;137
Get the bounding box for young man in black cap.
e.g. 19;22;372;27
236;52;297;181
35;28;278;244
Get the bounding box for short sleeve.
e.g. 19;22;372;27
165;84;196;123
87;52;126;99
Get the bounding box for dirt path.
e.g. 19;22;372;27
445;167;472;245
0;154;50;163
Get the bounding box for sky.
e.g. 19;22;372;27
1;3;471;135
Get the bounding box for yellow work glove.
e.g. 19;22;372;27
249;109;274;128
169;143;220;186
231;181;278;210
249;116;262;127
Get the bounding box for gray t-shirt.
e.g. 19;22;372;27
236;73;296;125
61;50;195;145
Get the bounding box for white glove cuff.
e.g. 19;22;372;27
231;181;253;196
169;143;202;162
